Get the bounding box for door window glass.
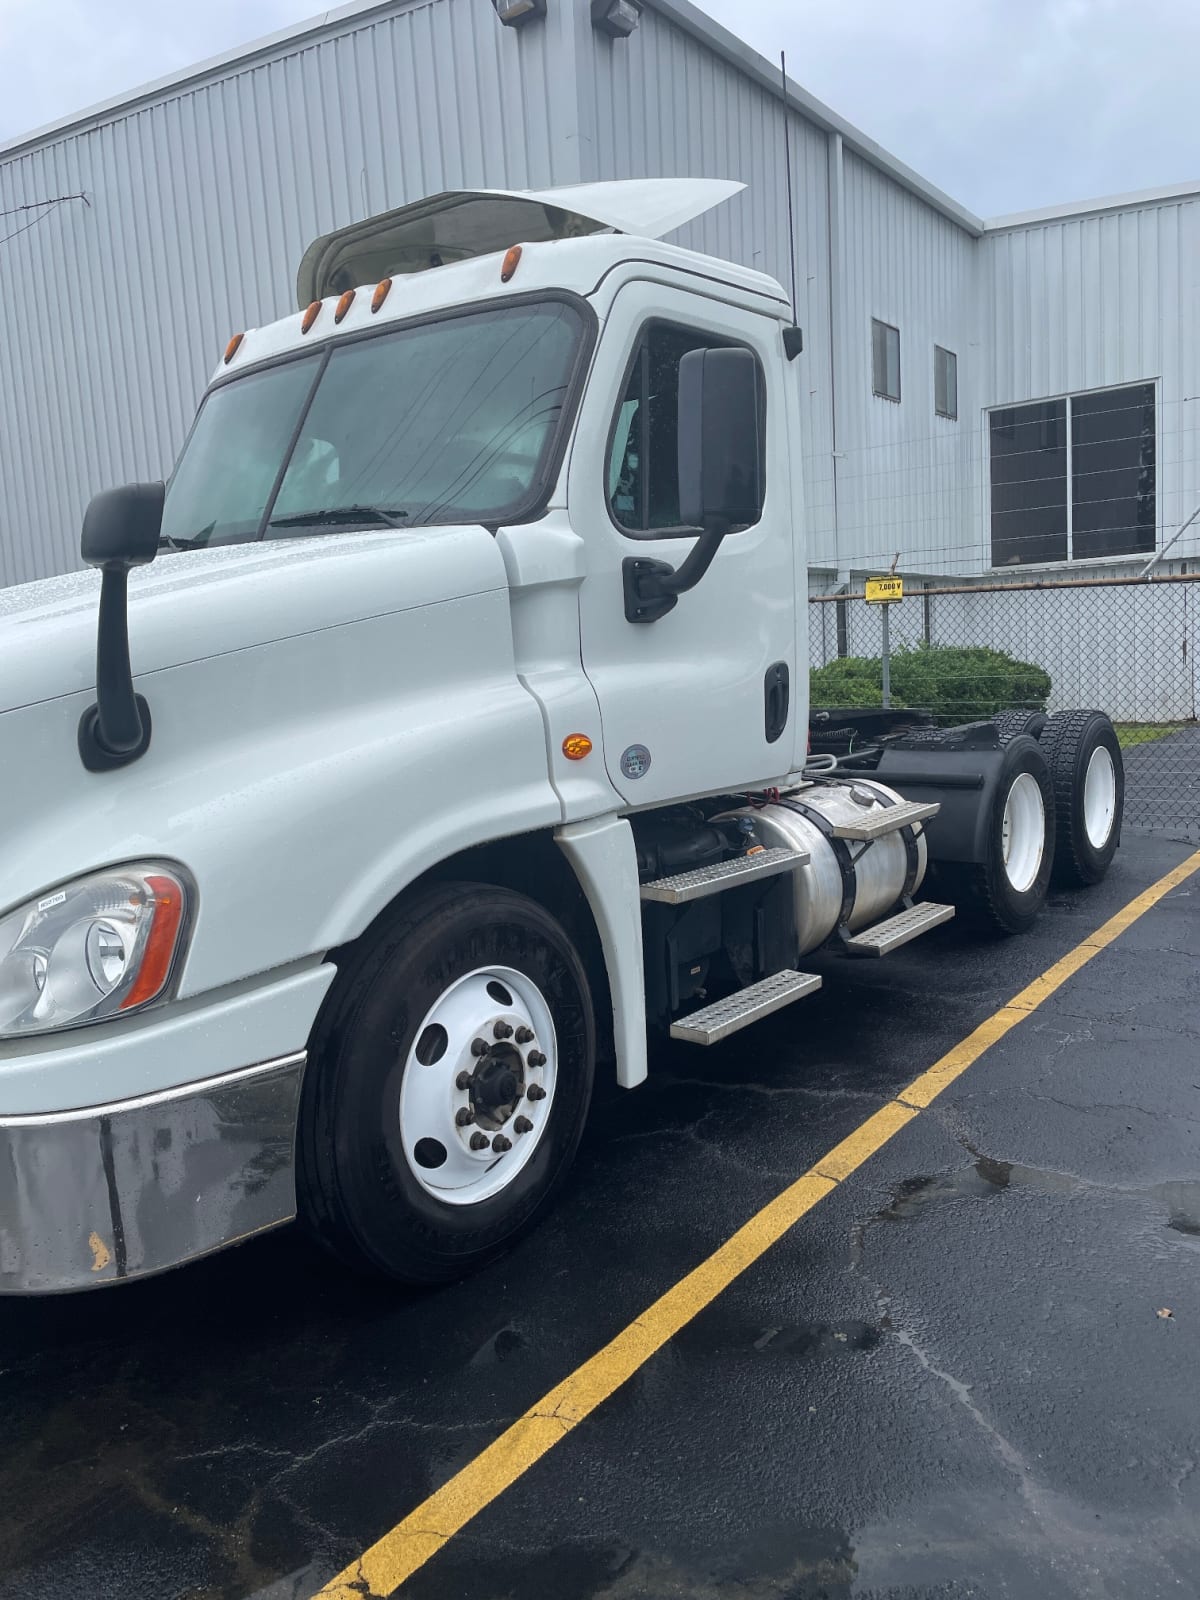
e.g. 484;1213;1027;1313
608;324;765;533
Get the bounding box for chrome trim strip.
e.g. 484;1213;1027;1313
0;1051;306;1127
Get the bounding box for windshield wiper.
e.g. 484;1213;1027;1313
159;526;215;551
268;505;411;531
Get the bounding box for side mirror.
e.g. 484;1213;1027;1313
78;482;164;772
81;481;165;569
678;346;764;533
622;346;765;624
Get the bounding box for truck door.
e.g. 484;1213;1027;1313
570;285;800;807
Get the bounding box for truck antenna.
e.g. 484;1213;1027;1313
780;51;803;361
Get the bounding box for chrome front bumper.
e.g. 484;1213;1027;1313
0;1053;305;1294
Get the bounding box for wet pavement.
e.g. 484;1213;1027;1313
2;832;1198;1600
1122;725;1200;842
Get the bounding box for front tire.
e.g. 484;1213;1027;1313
297;882;595;1284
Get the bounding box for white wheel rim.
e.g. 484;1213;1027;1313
1083;745;1117;849
1001;772;1045;893
398;965;558;1206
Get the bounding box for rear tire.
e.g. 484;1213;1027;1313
992;709;1048;744
1039;710;1124;887
933;734;1056;935
297;882;595;1285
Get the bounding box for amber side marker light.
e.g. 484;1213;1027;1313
223;332;244;364
501;245;523;283
334;289;356;323
372;277;393;314
562;733;592;761
119;875;186;1011
301;300;322;334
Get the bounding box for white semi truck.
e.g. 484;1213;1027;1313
0;180;1124;1293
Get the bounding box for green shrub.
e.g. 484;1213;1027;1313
810;654;907;709
811;642;1051;722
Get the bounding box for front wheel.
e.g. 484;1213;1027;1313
297;882;595;1284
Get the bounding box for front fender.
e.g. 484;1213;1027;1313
0;590;560;1008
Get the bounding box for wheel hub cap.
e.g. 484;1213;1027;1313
398;967;558;1205
1001;771;1046;894
1083;745;1117;849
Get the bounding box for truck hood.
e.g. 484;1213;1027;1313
0;527;509;714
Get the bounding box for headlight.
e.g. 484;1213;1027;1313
0;864;193;1039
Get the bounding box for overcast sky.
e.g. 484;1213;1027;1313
0;0;1196;217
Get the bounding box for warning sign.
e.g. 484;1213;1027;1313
865;576;904;604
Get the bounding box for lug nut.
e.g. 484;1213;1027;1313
469;1131;490;1151
492;1134;512;1154
456;1071;473;1091
471;1038;489;1057
527;1084;547;1102
455;1107;475;1127
514;1115;533;1135
493;1020;514;1040
515;1025;534;1044
527;1050;546;1068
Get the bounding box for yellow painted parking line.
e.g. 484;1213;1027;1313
317;848;1200;1599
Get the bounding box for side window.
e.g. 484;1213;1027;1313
608;323;764;533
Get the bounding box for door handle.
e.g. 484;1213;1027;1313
764;662;790;744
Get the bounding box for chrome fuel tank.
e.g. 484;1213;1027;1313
721;782;928;954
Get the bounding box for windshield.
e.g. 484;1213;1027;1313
160;299;588;548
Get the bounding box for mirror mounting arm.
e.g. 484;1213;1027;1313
622;523;729;625
77;481;164;774
78;565;153;771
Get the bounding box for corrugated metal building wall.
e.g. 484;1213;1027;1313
984;194;1200;571
0;0;583;583
0;0;1196;593
834;150;981;577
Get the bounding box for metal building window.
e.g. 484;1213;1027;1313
871;319;900;402
934;345;957;420
989;384;1156;567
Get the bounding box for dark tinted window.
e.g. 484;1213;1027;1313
934;345;957;420
990;400;1068;566
608;324;765;533
1071;384;1156;560
872;319;900;401
989;384;1157;566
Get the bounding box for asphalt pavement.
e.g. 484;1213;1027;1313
1122;726;1200;842
2;831;1197;1600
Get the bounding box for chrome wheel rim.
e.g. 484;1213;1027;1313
1001;772;1045;893
398;965;557;1205
1083;745;1117;849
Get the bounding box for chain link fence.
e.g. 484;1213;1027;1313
809;573;1199;842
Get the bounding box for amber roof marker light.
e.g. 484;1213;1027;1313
371;277;393;313
334;288;356;323
223;332;244;364
301;300;322;334
501;245;523;283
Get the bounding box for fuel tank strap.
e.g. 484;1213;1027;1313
775;796;858;932
856;784;923;903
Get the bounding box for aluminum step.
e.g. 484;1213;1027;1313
843;900;955;956
640;846;808;906
830;800;940;842
670;969;822;1045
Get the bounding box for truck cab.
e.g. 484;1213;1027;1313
0;181;1124;1293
